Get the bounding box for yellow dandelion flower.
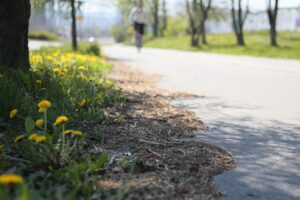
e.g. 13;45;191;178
78;66;86;71
35;136;47;143
9;109;18;119
35;80;42;84
35;119;45;127
79;99;86;108
64;130;73;135
0;174;23;185
28;133;39;141
38;100;52;109
14;135;25;143
53;68;60;73
46;56;54;61
72;130;83;137
54;115;69;126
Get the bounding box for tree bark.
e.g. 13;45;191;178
201;21;207;45
71;0;78;51
267;0;279;46
152;0;159;37
0;0;31;69
199;0;212;45
186;0;200;47
270;24;277;46
191;28;200;47
231;0;248;46
160;0;167;36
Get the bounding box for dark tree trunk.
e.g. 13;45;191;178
160;0;167;36
152;1;159;37
0;0;31;69
199;0;212;45
201;21;207;45
186;0;200;47
267;0;279;46
71;0;78;51
231;0;248;46
191;28;200;47
270;24;277;46
237;32;245;46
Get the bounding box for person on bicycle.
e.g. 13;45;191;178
129;2;148;44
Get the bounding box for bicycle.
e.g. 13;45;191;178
135;32;143;52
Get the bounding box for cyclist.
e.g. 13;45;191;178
129;2;148;50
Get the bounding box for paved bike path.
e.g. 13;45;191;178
103;45;300;200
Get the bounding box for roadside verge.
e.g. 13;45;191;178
100;60;235;199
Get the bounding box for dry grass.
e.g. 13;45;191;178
90;61;235;199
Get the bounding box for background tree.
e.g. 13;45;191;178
199;0;213;45
0;0;31;69
147;0;160;37
111;0;136;42
71;0;78;50
34;0;83;51
160;0;168;36
231;0;249;46
186;0;201;46
266;0;279;46
61;0;84;50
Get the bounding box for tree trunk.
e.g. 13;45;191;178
0;0;31;69
160;0;167;36
153;3;159;37
231;0;247;46
71;0;78;51
201;21;207;45
237;32;245;46
267;0;279;46
270;24;277;46
191;28;199;47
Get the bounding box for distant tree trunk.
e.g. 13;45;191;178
200;20;207;44
186;0;200;47
199;0;212;45
71;0;78;51
160;0;168;36
152;0;160;37
267;0;279;46
231;0;249;46
0;0;31;69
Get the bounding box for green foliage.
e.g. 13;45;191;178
29;31;59;41
163;15;188;37
111;24;132;43
80;43;102;56
144;31;300;59
0;46;124;199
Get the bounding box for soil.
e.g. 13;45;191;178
91;61;235;200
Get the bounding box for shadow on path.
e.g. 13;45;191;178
173;98;300;200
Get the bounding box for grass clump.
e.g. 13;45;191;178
0;46;124;199
29;31;59;41
144;31;300;59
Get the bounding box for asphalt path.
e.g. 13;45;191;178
103;45;300;200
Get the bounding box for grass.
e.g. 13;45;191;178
29;31;59;41
0;44;125;199
144;31;300;59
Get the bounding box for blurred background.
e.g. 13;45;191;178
29;0;300;58
30;0;300;39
